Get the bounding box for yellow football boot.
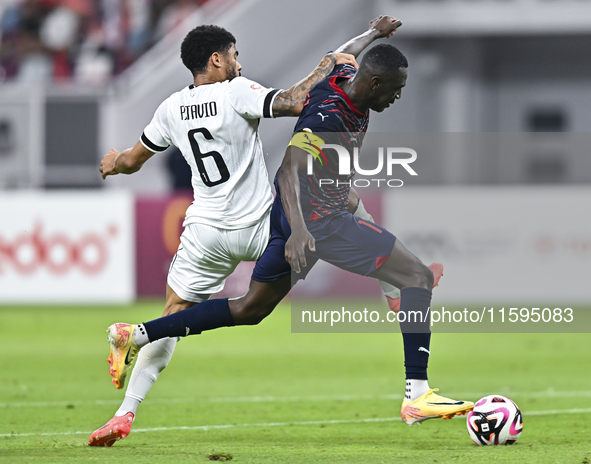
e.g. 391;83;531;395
106;323;139;389
401;388;474;426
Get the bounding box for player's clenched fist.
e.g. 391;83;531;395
100;148;120;179
370;15;402;38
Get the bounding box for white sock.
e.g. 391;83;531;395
132;324;150;347
405;379;430;401
115;337;177;416
353;199;401;300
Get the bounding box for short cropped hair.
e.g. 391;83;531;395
360;44;408;75
181;25;236;76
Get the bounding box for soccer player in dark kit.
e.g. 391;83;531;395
104;19;470;440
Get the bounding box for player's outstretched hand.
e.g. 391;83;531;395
331;52;358;69
369;15;402;38
285;228;316;274
100;148;120;179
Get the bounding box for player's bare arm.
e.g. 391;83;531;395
335;15;402;57
99;141;155;179
272;53;357;117
278;158;370;271
276;145;315;273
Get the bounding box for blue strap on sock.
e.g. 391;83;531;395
144;298;234;342
399;287;432;380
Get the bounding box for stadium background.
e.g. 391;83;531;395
1;0;589;304
0;0;590;461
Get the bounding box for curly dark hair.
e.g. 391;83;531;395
360;44;408;75
181;25;236;76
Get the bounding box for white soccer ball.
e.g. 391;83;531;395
466;395;523;445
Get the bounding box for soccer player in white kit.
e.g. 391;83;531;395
89;24;358;446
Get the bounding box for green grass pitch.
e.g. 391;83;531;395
1;302;590;463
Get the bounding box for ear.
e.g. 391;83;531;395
370;76;380;91
210;52;223;69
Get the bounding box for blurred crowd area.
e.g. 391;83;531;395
0;0;211;85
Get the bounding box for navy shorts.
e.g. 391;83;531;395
251;194;396;282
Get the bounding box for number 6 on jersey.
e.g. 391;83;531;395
188;127;230;187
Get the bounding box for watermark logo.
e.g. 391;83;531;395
306;145;417;176
306;144;417;188
288;132;418;187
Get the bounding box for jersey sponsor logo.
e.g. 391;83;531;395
0;223;115;276
317;112;328;121
250;83;262;91
180;102;218;120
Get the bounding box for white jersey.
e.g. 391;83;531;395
141;77;281;229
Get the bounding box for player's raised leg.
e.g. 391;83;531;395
371;239;474;425
89;285;199;446
110;194;297;350
348;191;443;313
110;275;292;354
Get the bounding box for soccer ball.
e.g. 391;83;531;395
466;395;523;445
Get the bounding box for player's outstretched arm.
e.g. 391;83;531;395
271;16;400;117
100;141;155;179
276;145;315;273
334;15;402;57
272;52;357;117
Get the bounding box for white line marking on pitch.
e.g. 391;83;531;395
2;407;591;439
1;389;590;409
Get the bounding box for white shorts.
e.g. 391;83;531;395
167;210;271;302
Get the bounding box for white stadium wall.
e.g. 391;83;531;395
0;191;135;303
383;186;591;304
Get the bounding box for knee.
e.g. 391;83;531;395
414;262;434;290
401;259;433;290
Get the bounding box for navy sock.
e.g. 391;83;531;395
399;287;432;380
143;298;234;342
